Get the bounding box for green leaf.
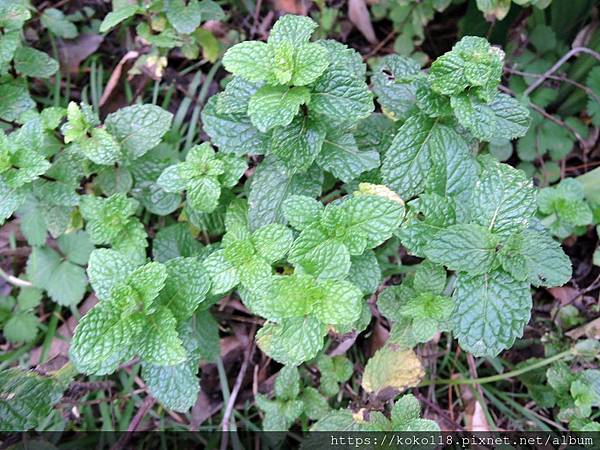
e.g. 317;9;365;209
203;249;239;295
4;312;38;343
382;116;447;199
256;317;327;366
26;247;88;306
166;0;204;34
251;223;294;263
269;14;318;46
80;128;121;165
274;366;301;401
247;158;322;230
310;66;374;125
371;54;420;120
138;306;187;366
586;66;600;127
0;366;74;431
247;86;310;133
391;394;440;431
452;270;532;357
424;224;498;275
87;249;138;301
271;116;325;172
153;223;206;262
347;251;381;295
319;129;380;183
70;300;142;375
0;180;27;225
0;2;31;31
222;41;272;82
99;4;140;32
282;195;323;230
142;319;203;412
158;257;211;323
413;260;447;294
0;81;35;122
13;47;59;78
302;387;330;420
518;229;571;288
314;279;363;325
105;105;172;159
429;36;504;99
202;95;269;155
450;92;530;142
41;8;78;39
471;157;536;238
291;43;330;86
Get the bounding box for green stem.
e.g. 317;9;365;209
420;349;574;386
40;304;61;363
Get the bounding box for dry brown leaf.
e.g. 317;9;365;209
58;34;103;73
566;316;600;339
348;0;377;44
459;384;491;431
272;0;307;15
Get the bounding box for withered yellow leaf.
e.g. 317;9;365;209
361;344;424;400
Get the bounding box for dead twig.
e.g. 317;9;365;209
220;325;256;450
524;47;600;97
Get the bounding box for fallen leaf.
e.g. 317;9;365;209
361;343;424;401
272;0;307;14
58;34;104;73
459;383;491;431
348;0;377;44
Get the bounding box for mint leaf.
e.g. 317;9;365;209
70;300;142;375
371;55;420;120
13;47;59;78
247;86;311;133
271;116;325;172
105;105;172;159
247;158;323;229
319;129;380;183
282;195;323;230
450;92;530;141
471;156;536;238
99;4;140;32
222;41;272;83
424;224;498;275
87;249;138;301
256;317;327;366
452;270;531;357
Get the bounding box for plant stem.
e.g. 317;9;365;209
420;349;574;386
0;266;32;287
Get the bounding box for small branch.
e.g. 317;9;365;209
0;266;32;288
220;325;256;450
506;67;600;106
111;395;156;450
524;47;600;96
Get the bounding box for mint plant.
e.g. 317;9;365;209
1;8;590;435
99;0;225;64
370;35;572;358
204;14;376;210
0;1;59;122
157;142;246;214
537;178;593;239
